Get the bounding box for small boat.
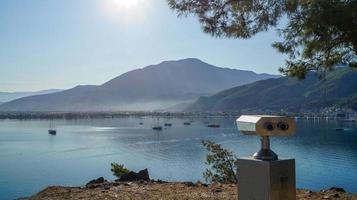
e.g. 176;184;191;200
207;124;220;128
139;122;144;125
164;123;172;127
48;129;56;135
152;117;162;130
183;122;191;125
335;128;345;131
48;119;56;135
152;126;163;131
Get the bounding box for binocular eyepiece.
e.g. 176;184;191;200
263;122;274;131
277;122;289;131
263;122;290;132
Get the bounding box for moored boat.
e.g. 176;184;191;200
48;129;56;135
48;119;57;135
152;117;163;130
152;126;163;131
207;124;220;128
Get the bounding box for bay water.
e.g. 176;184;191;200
0;117;356;199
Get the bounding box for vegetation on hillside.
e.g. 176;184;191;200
189;68;357;112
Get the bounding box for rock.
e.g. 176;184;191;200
112;182;120;186
213;188;223;193
118;169;150;182
329;187;346;193
86;177;106;188
138;169;150;180
333;193;340;198
118;172;138;181
156;179;167;184
183;182;196;187
196;181;209;187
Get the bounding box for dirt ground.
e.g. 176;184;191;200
21;181;357;200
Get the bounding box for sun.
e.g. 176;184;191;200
103;0;149;22
112;0;140;9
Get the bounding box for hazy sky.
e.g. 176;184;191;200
0;0;286;92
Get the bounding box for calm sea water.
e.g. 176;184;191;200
0;117;356;199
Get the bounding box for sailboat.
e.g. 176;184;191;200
48;119;57;135
164;118;172;127
164;123;172;127
152;117;163;131
207;124;220;128
207;116;220;128
152;126;163;131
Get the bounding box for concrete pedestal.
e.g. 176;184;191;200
237;157;296;200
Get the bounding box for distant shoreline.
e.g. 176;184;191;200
0;111;242;120
0;111;353;120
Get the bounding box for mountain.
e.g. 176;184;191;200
0;58;279;112
188;68;357;112
0;89;63;103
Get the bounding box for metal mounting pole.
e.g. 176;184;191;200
253;136;278;161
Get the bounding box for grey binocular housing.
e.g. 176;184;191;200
236;115;296;136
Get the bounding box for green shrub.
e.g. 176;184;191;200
202;140;238;184
110;162;130;178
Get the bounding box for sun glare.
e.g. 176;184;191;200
112;0;140;9
103;0;150;23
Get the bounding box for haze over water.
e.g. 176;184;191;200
0;117;356;199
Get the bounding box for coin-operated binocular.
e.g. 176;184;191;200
236;115;297;200
236;115;296;161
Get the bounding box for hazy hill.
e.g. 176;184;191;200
0;58;279;112
188;68;357;112
0;89;63;103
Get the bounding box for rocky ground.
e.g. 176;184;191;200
21;180;357;200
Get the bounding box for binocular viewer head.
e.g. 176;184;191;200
236;115;296;136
